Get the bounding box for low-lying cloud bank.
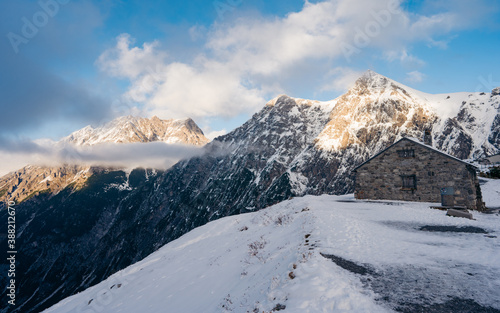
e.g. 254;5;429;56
0;138;206;176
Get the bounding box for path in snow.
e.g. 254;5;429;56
45;190;500;313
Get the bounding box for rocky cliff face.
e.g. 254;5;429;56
316;70;438;152
0;165;92;204
433;91;500;160
0;116;209;204
2;71;499;313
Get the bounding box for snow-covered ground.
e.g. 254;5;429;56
45;181;500;313
481;178;500;208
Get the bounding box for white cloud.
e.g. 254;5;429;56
321;67;365;92
206;0;410;74
96;0;489;122
145;61;266;119
98;35;267;120
408;13;458;39
205;129;227;140
96;34;167;79
0;139;204;177
426;37;455;49
189;25;208;42
406;70;426;83
384;49;426;68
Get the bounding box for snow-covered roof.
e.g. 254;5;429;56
353;137;477;171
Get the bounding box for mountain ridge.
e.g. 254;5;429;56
3;71;500;313
62;115;209;146
0;115;208;204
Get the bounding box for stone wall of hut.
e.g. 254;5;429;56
354;139;484;210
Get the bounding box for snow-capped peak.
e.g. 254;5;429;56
314;71;437;152
265;94;289;106
265;94;324;108
62;116;209;146
356;69;392;88
349;70;422;102
313;70;500;159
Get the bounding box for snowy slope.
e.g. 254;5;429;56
480;178;500;208
45;184;500;313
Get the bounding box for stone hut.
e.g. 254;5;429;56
354;137;484;211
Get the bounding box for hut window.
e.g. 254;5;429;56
397;149;415;158
401;175;416;189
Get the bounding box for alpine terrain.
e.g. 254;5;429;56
1;71;499;313
0;116;208;204
44;180;500;313
62;115;209;146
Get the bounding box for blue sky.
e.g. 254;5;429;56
1;0;499;142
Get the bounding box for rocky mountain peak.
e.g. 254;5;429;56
265;94;289;106
265;95;323;109
354;70;393;91
0;115;210;204
183;117;204;133
349;70;426;106
359;69;388;81
63;115;209;146
492;87;500;97
315;71;436;152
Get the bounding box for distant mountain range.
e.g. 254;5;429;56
62;115;209;146
0;116;208;204
1;71;499;313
